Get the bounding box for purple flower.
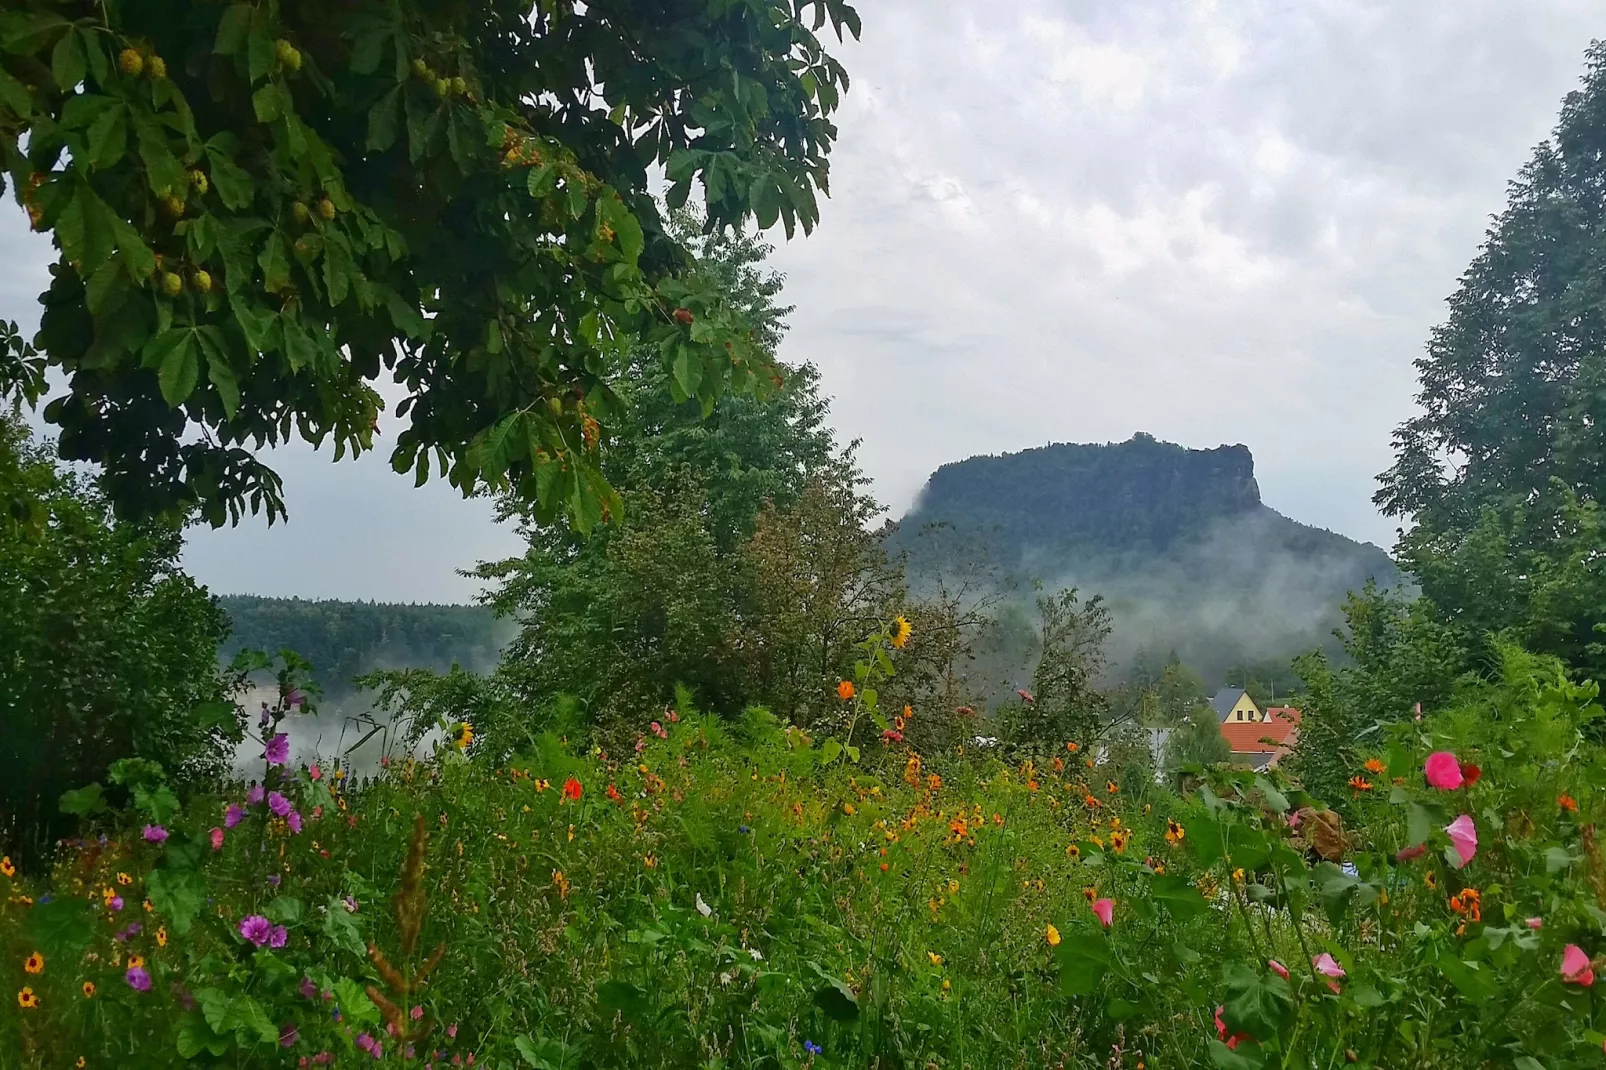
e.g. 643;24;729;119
239;914;273;947
269;924;288;949
265;733;290;767
804;1040;821;1055
342;895;359;913
247;784;265;806
225;804;246;828
356;1033;376;1053
267;873;282;887
300;977;319;1000
108;895;124;912
268;791;292;817
142;824;168;843
280;1022;299;1048
126;966;152;992
286;688;305;709
287;811;304;835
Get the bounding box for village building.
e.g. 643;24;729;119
1208;688;1301;770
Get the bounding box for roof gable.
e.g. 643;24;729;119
1208;689;1248;719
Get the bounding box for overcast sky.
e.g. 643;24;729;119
2;1;1601;603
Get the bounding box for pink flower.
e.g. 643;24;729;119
269;924;288;949
1286;811;1301;830
650;721;668;739
1424;752;1463;790
1445;814;1478;869
882;729;904;742
142;824;168;843
247;784;265;806
210;827;225;851
239;915;273;947
1017;688;1035;703
1395;843;1427;863
1312;953;1346;979
108;895;124;912
410;1005;424;1021
225;804;246;828
1562;944;1595;986
300;977;319;1000
1091;898;1114;927
268;791;292;818
1214;1005;1250;1050
280;1023;299;1048
265;733;290;766
1267;959;1289;980
309;764;322;781
287;811;303;834
1526;917;1544;930
447;1024;458;1039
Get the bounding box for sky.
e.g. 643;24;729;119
1;0;1601;603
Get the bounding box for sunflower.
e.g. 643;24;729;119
82;981;95;998
23;951;43;974
453;721;474;750
1165;819;1186;846
17;987;38;1009
890;616;912;649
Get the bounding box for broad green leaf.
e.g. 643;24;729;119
813;976;860;1021
1055;931;1111;996
264;896;303;924
27;896;94;959
1220;963;1293;1042
51;28;85;90
332;977;380;1024
821;739;842;763
152;330;199;407
323;898;366;957
1207;1039;1264;1069
146;866;206;934
1150;873;1210;921
1438;956;1500;1002
57;782;106;815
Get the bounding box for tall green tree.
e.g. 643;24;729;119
0;408;234;862
0;0;856;529
1377;43;1606;677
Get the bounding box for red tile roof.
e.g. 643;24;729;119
1220;707;1301;753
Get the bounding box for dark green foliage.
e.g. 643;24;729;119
1377;43;1606;680
0;0;857;528
217;595;511;698
0;410;232;862
898;434;1400;687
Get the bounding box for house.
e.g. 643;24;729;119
1209;688;1262;725
1217;701;1302;770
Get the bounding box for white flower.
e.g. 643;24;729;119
695;893;712;918
748;947;764;961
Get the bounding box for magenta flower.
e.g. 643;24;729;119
126;966;152;991
300;977;319;1000
1445;814;1478;869
239;914;273;947
1267;959;1289;980
1563;944;1595;986
1424;751;1464;790
268;791;292;817
269;924;288;949
225;804;246;828
280;1022;299;1048
356;1033;376;1053
210;827;225;851
1312;953;1346;978
108;895;124;912
265;733;290;766
287;811;303;834
247;784;265;806
142;824;169;843
1091;897;1114;927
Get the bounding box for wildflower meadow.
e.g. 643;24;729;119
4;631;1606;1069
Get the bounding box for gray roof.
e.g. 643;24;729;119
1209;689;1249;722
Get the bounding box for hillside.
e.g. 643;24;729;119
217;595;513;698
893;433;1401;685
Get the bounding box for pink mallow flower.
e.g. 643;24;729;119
287;811;303;835
308;763;322;781
1562;944;1595;986
142;824;168;843
268;791;292;818
1445;814;1478;869
1214;1005;1250;1050
210;827;225;851
1267;959;1289;980
1527;917;1544;930
239;915;273;947
1091;898;1114;927
125;965;152;992
264;732;290;766
225;803;246;828
247;784;265;806
1312;953;1346;978
1424;751;1464;790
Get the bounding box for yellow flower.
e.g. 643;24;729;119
941;978;951;992
23;951;43;974
1232;868;1246;884
643;855;657;868
115;872;132;886
1045;924;1061;947
142;899;153;913
127;955;144;970
453;721;474;750
0;856;13;877
890;616;912;649
1066;844;1081;859
77;1059;86;1068
843;802;856;816
947;878;960;896
155;927;168;947
928;951;943;966
82;981;95;998
17;986;38;1009
1109;829;1129;854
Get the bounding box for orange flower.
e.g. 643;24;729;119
1560;794;1580;813
1066;741;1079;753
155;927;168;948
562;776;583;801
1364;758;1386;775
1082;886;1098;901
17;987;38;1009
836;680;856;701
1348;776;1373;792
0;856;13;877
1105;780;1119;794
1165;819;1186;845
1448;887;1482;923
1065;844;1081;859
126;955;144;970
23;952;43;974
606;784;622;802
81;981;95;998
115;872;132;886
1109;829;1129;854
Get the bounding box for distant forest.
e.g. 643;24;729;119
217;596;512;698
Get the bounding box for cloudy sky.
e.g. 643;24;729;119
2;1;1601;603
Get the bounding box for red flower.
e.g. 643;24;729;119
1016;689;1034;703
606;784;622;802
881;729;904;742
1460;762;1482;786
563;777;583;801
1215;1005;1252;1050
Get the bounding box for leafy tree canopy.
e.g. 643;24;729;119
0;0;857;529
1378;43;1606;676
